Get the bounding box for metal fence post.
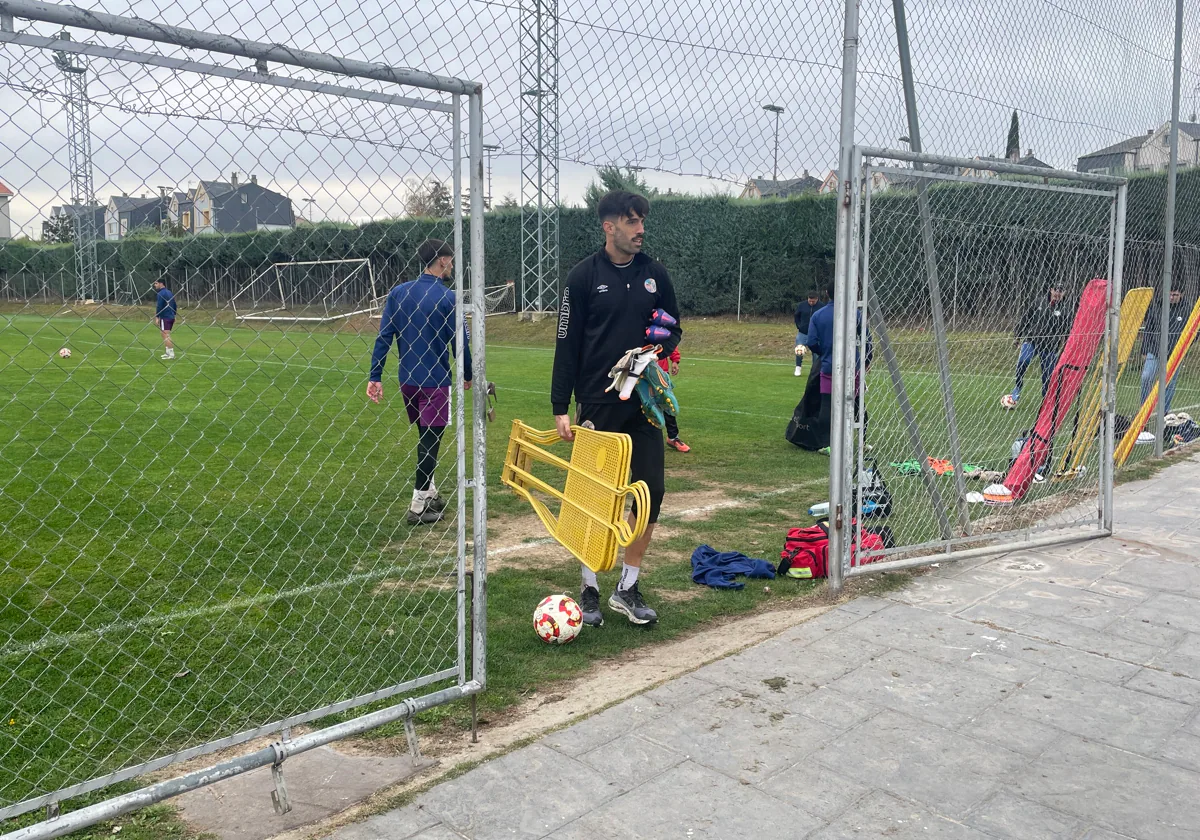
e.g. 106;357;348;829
1103;185;1128;531
1156;0;1183;456
827;0;860;596
468;88;488;691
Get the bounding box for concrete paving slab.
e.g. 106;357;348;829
755;760;872;822
972;579;1135;630
573;733;685;791
1158;729;1200;774
955;706;1063;758
964;791;1082;839
1106;555;1200;597
1011;735;1200;840
809;790;995;840
885;576;999;613
1124;591;1200;635
1122;666;1200;705
811;710;1028;819
997;668;1192;756
176;745;434;840
324;805;440;840
1150;631;1200;680
548;760;825;840
825;648;1017;729
415;745;617;840
635;688;839;783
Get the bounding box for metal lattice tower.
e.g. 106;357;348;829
54;31;99;301
519;0;559;316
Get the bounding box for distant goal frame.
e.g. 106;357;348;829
230;257;380;323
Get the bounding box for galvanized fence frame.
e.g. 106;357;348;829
0;3;489;838
829;147;1127;584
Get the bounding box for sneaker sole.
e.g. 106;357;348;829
582;616;604;628
406;513;444;525
607;595;657;625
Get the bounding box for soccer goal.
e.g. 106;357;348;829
230;258;380;322
470;280;517;316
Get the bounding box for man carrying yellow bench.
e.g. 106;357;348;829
551;190;682;627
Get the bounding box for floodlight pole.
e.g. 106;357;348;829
1156;0;1183;456
763;103;784;182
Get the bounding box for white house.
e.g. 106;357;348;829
1077;122;1200;175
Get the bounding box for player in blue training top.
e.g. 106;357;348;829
153;278;177;360
367;239;473;525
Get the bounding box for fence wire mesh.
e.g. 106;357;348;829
0;16;483;825
848;156;1121;569
4;0;1200;831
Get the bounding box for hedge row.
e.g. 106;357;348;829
3;167;1196;316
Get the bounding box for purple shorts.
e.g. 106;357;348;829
157;318;175;332
400;385;450;428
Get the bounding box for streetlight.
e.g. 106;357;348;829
302;197;316;223
762;104;785;182
482;143;500;209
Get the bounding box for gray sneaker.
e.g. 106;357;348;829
579;585;603;627
406;501;444;525
608;582;657;625
426;494;447;513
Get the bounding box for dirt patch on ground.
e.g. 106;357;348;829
372;577;455;596
654;587;707;603
663;488;741;520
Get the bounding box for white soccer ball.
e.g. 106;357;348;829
1000;394;1016;409
533;594;584;645
58;347;71;359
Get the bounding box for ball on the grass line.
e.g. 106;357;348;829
533;594;583;645
1000;394;1016;409
58;347;71;359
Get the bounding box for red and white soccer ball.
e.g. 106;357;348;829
58;347;71;359
533;594;584;645
999;394;1016;410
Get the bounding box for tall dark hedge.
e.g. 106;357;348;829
3;167;1195;316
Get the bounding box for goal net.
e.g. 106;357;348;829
230;258;379;322
470;281;517;316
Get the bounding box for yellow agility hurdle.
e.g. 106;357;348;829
501;420;650;573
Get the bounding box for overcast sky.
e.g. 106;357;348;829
2;0;1198;236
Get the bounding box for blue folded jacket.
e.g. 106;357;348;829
690;545;776;590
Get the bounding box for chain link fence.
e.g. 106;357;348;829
4;0;1200;833
0;5;487;837
841;150;1124;573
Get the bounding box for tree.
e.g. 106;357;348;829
404;178;453;218
1006;110;1020;161
41;214;75;243
583;166;658;211
496;193;519;210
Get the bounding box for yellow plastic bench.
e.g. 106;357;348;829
501;420;650;573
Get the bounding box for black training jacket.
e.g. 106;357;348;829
551;249;682;415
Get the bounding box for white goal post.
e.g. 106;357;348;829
230;258;380;322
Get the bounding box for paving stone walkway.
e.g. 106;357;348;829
327;454;1200;840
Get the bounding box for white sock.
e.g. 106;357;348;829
409;489;426;513
618;563;640;592
581;565;598;590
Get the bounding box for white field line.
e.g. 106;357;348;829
5;560;446;659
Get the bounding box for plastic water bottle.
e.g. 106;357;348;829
808;501;829;517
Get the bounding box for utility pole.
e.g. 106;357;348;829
482;144;499;210
762;104;784;182
54;30;98;301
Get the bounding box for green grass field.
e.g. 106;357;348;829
2;305;1197;826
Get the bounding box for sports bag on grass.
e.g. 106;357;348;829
777;520;889;579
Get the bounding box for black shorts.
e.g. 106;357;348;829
576;399;665;524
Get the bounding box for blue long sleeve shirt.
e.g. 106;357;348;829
369;274;472;387
806;302;872;377
155;287;177;319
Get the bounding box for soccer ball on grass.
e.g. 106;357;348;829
999;394;1016;410
533;594;584;645
58;347;71;359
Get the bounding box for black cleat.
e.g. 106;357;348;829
580;585;604;627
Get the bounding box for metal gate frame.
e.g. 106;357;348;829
828;147;1127;585
0;4;489;838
